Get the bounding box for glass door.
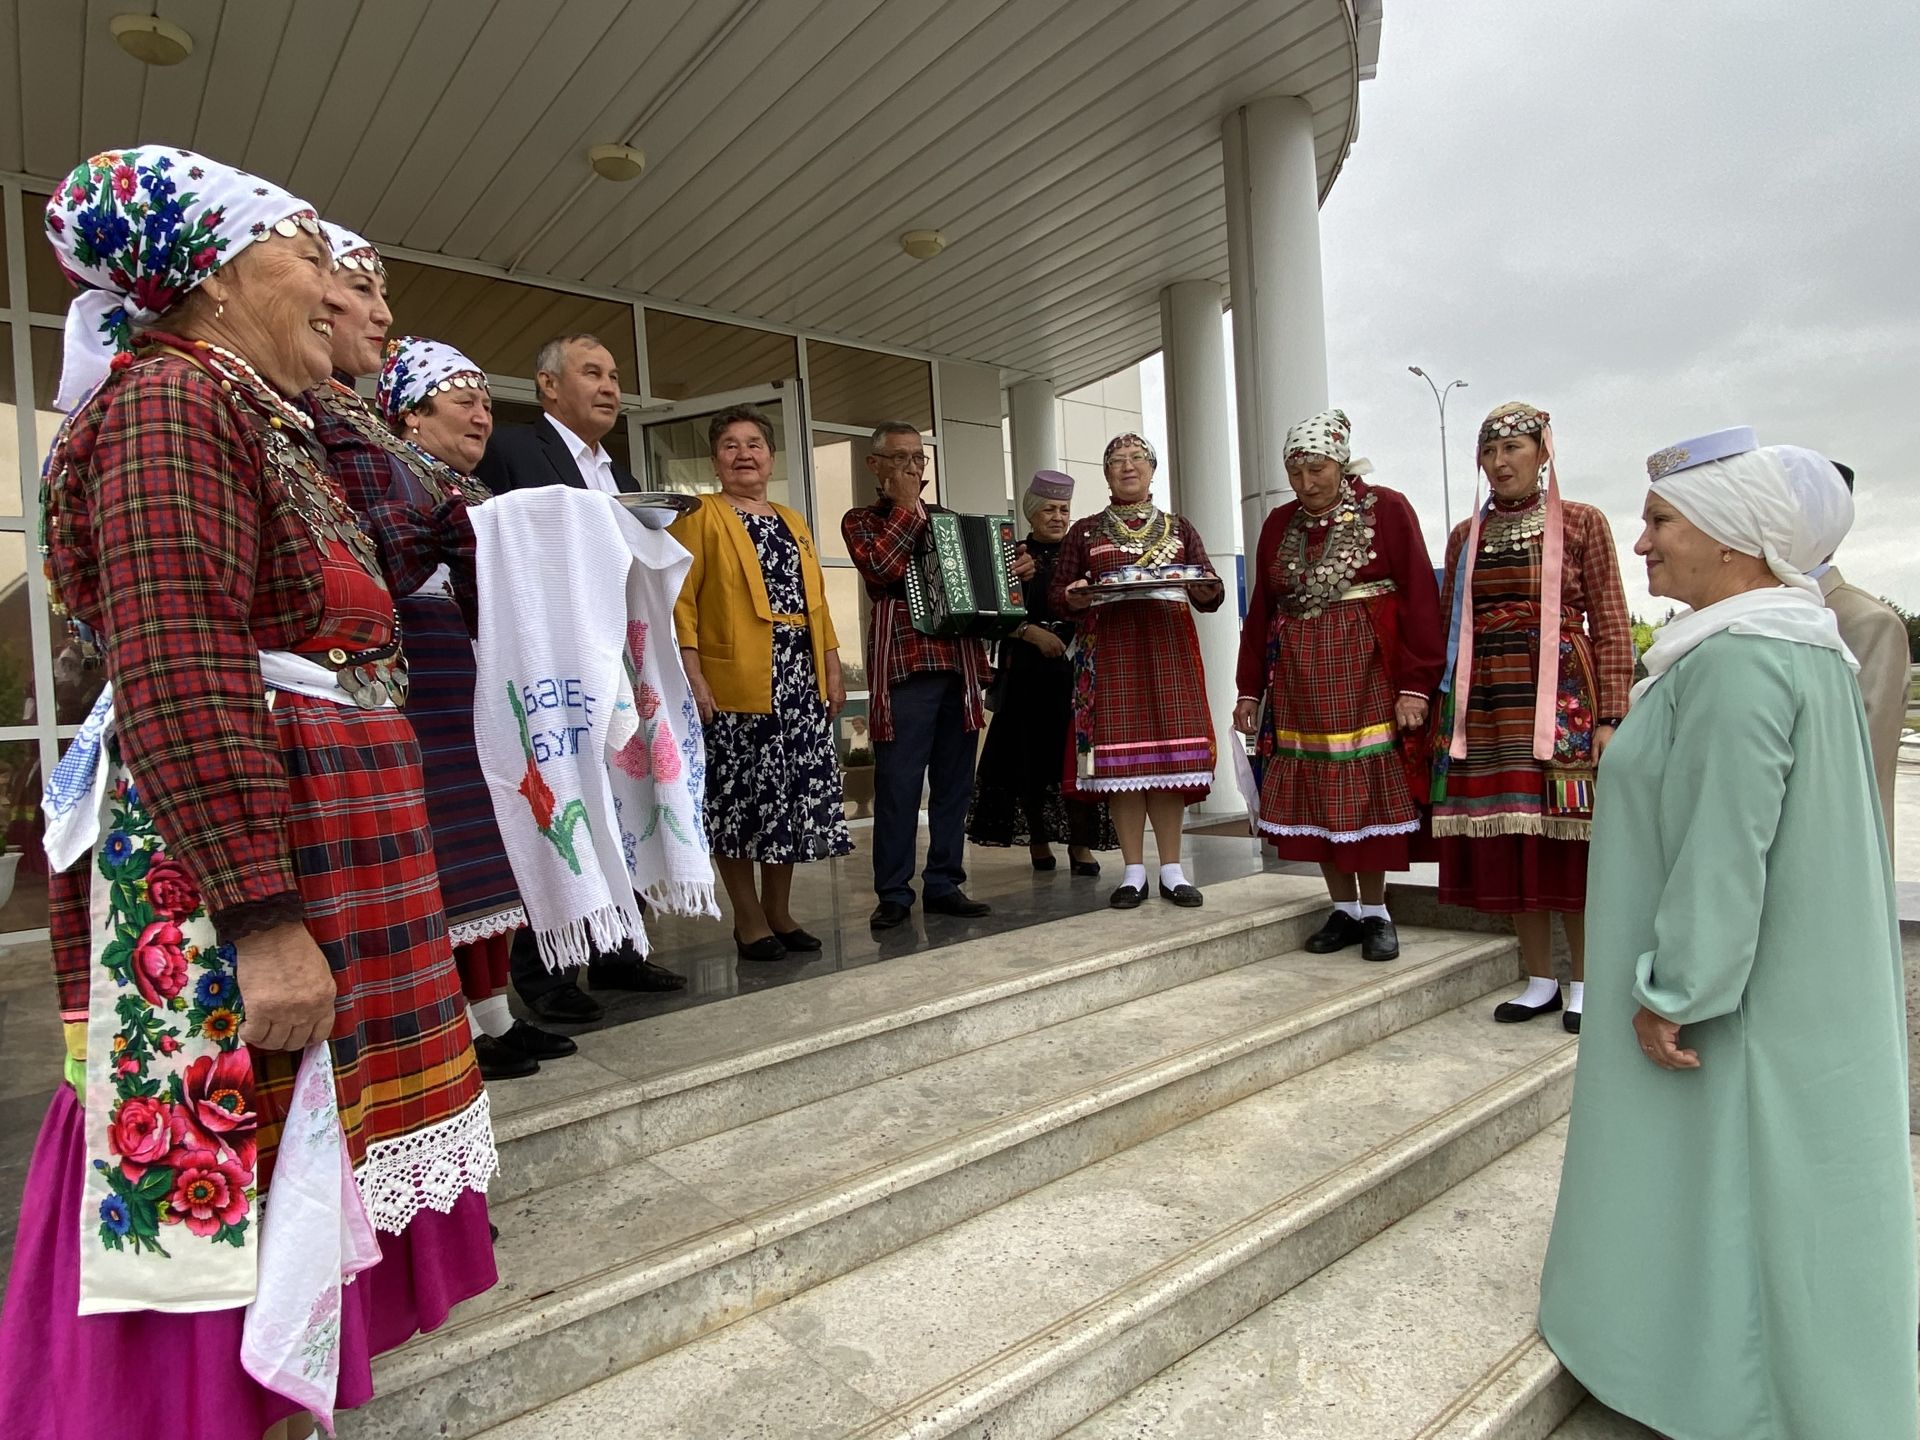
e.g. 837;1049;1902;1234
638;380;808;517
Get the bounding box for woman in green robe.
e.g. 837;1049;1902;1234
1539;428;1917;1440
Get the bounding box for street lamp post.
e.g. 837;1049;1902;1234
1408;367;1467;534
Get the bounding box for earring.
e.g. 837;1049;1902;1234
213;299;225;321
1720;550;1733;563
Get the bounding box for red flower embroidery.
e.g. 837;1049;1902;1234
166;1150;250;1236
110;164;136;201
638;682;662;720
180;1049;257;1142
519;756;556;831
130;920;188;1005
107;1095;172;1175
143;857;201;922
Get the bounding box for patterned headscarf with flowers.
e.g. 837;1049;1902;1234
43;146;319;410
321;220;383;277
376;336;489;427
1282;407;1373;476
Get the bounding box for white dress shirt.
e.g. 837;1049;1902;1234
547;415;621;494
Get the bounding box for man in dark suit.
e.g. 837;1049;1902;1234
474;333;688;1022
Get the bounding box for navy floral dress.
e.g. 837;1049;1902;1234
704;512;853;863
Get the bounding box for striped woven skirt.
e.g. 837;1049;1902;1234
1068;598;1215;799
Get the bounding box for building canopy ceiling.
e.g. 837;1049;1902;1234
4;0;1376;393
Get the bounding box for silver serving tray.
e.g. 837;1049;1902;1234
616;490;702;517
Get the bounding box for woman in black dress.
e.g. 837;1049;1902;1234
967;470;1116;873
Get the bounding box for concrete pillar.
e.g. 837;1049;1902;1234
1159;280;1241;816
1007;377;1060;492
935;359;1010;515
1223;96;1329;552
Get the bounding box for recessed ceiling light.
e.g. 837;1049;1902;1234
900;230;946;260
587;143;647;182
109;14;193;66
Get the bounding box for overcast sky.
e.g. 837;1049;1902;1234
1148;0;1920;618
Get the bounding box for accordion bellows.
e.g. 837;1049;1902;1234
905;512;1029;638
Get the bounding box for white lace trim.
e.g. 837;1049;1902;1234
1077;770;1216;793
448;905;528;948
353;1092;498;1235
1256;817;1422;842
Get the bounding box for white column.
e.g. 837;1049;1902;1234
1007;377;1060;489
1223;96;1329;552
1159;280;1241;816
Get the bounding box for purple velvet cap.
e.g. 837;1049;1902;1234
1027;469;1075;501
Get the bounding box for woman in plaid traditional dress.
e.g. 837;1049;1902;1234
1055;434;1225;909
1234;410;1443;963
1431;402;1632;1032
0;147;497;1440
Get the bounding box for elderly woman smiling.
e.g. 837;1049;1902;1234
1538;430;1917;1440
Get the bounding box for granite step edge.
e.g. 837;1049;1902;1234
364;935;1523;1427
1413;1334;1584;1440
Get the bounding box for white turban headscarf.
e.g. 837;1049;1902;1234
1633;442;1857;701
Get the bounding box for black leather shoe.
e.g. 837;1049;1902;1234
1304;910;1365;954
473;1034;538;1080
1030;853;1057;872
736;933;788;962
924;890;991;918
870;900;913;930
772;927;823;952
499;1019;577;1060
1563;1009;1582;1034
1159;881;1204;907
1109;884;1147;909
1360;916;1399;962
589;957;688;992
1493;991;1564;1023
526;980;603;1024
1070;858;1102;877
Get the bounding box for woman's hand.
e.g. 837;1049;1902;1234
238;922;337;1052
1023;624;1066;660
682;648;716;724
825;650;846;719
1232;698;1260;736
1594;723;1617;760
1633;1005;1700;1070
1064;579;1093;611
1394;695;1430;732
1190;578;1225;607
1011;544;1037;584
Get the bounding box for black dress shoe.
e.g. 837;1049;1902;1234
500;1019;577;1060
736;933;788;962
473;1034;539;1080
772;927;823;952
1109;884;1147;909
1360;916;1399;962
1159;881;1204;908
1030;853;1057;872
1304;910;1365;954
924;890;991;918
870;900;913;930
1493;991;1564;1023
589;957;688;992
1563;1009;1582;1034
1070;858;1102;878
526;980;603;1024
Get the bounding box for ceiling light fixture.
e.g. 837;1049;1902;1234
900;230;946;260
109;13;194;66
587;143;647;182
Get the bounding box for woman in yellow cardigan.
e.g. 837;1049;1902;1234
671;406;851;961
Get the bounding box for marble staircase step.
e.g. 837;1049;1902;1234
352;926;1520;1440
453;1000;1578;1440
486;873;1336;1201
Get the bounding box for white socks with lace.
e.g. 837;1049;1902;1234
466;994;514;1040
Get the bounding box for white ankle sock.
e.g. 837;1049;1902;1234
1512;976;1561;1009
1566;981;1585;1014
1333;900;1362;919
1358;903;1390;921
1159;863;1188;891
470;994;514;1039
1123;864;1147;890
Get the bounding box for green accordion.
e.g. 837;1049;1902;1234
904;512;1029;639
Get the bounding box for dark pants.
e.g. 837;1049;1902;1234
872;672;977;906
508;907;648;999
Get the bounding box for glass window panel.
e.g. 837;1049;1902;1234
0;189;9;308
642;401;791;509
384;257;639;386
3;327;74;523
48;600;106;725
821;564;865;695
0;533;40;728
487;396;631;475
805;340;933;434
24;192;69;315
810;431;868;562
644;310;796;401
0;322;17;519
0;739;46;933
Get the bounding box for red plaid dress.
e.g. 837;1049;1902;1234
1235;482;1444;870
1051;512;1221;798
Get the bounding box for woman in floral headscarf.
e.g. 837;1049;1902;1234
1234;409;1443;963
1054;434;1225;909
1431;402;1632;1031
1;147;496;1440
